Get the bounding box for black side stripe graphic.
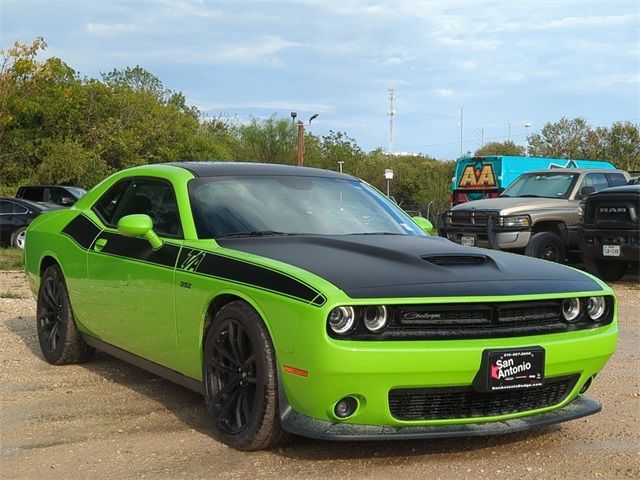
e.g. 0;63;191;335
178;248;326;306
61;215;325;307
96;231;180;268
62;214;101;249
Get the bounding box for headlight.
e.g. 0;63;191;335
586;297;606;321
363;305;388;332
497;215;531;228
328;306;356;334
562;298;581;322
577;200;586;222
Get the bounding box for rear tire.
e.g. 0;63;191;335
203;300;288;451
584;259;628;282
36;265;94;364
525;232;566;263
11;227;27;249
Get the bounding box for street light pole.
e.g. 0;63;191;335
524;122;532;156
338;161;344;173
384;168;394;197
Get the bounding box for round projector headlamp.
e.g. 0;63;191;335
328;306;356;334
562;298;581;322
363;305;388;332
586;297;606;321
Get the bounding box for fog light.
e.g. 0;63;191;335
334;396;358;419
328;306;355;334
579;376;594;394
363;305;388;332
586;297;606;321
562;298;581;322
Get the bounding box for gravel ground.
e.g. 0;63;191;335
1;269;638;480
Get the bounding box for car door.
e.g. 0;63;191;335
84;177;183;367
0;200;29;243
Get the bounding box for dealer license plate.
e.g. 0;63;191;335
461;236;475;246
483;348;545;392
603;245;620;257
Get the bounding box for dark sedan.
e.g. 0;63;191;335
0;197;58;249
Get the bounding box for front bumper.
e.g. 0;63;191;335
580;227;640;262
277;320;617;430
281;395;601;440
438;213;531;250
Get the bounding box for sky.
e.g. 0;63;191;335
1;0;639;159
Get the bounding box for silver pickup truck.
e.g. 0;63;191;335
438;168;630;262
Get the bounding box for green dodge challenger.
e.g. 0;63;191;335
24;162;617;450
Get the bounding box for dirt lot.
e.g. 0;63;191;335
1;269;639;480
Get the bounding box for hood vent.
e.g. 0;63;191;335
422;255;486;266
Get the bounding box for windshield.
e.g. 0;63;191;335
501;172;578;199
65;187;86;197
189;175;425;238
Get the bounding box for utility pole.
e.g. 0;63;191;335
387;88;396;153
459;105;464;157
508;122;511;141
294;113;319;167
524;122;532;156
477;126;484;147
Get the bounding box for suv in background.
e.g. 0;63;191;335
16;185;86;207
580;184;639;281
439;168;630;263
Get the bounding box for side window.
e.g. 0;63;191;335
20;187;43;201
48;188;63;204
606;173;628;187
0;200;27;214
93;180;132;225
112;179;182;238
581;173;608;193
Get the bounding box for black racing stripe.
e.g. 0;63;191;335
62;214;101;249
98;232;180;268
178;248;321;303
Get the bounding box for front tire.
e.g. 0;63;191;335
585;259;628;282
36;265;94;364
203;301;287;451
525;232;566;263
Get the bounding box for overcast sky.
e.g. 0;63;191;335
2;0;639;159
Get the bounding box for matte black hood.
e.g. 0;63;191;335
218;235;602;298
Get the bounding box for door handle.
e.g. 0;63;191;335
94;238;108;252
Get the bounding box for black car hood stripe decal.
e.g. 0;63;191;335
218;235;603;298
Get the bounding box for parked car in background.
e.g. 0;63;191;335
0;197;59;249
580;184;640;281
449;156;616;206
16;185;86;207
439;168;630;262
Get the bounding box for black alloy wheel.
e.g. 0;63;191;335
207;318;257;434
203;301;288;450
36;265;94;365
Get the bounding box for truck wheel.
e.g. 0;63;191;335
585;259;628;282
525;232;565;263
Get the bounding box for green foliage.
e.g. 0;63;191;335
474;140;525;157
239;115;296;163
527;117;639;170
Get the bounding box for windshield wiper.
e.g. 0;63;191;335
515;194;542;198
216;231;297;239
345;232;406;235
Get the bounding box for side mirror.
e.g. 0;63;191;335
60;196;74;206
412;216;434;234
579;186;595;199
117;214;163;249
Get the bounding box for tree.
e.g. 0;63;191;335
474;140;525;157
528;117;595;159
238;115;296;163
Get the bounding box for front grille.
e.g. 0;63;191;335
388;375;578;420
422;255;486;266
445;210;493;227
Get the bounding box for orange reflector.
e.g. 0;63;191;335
283;365;308;377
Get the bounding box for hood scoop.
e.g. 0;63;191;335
421;255;487;266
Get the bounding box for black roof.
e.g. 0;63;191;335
592;184;640;195
167;161;355;180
